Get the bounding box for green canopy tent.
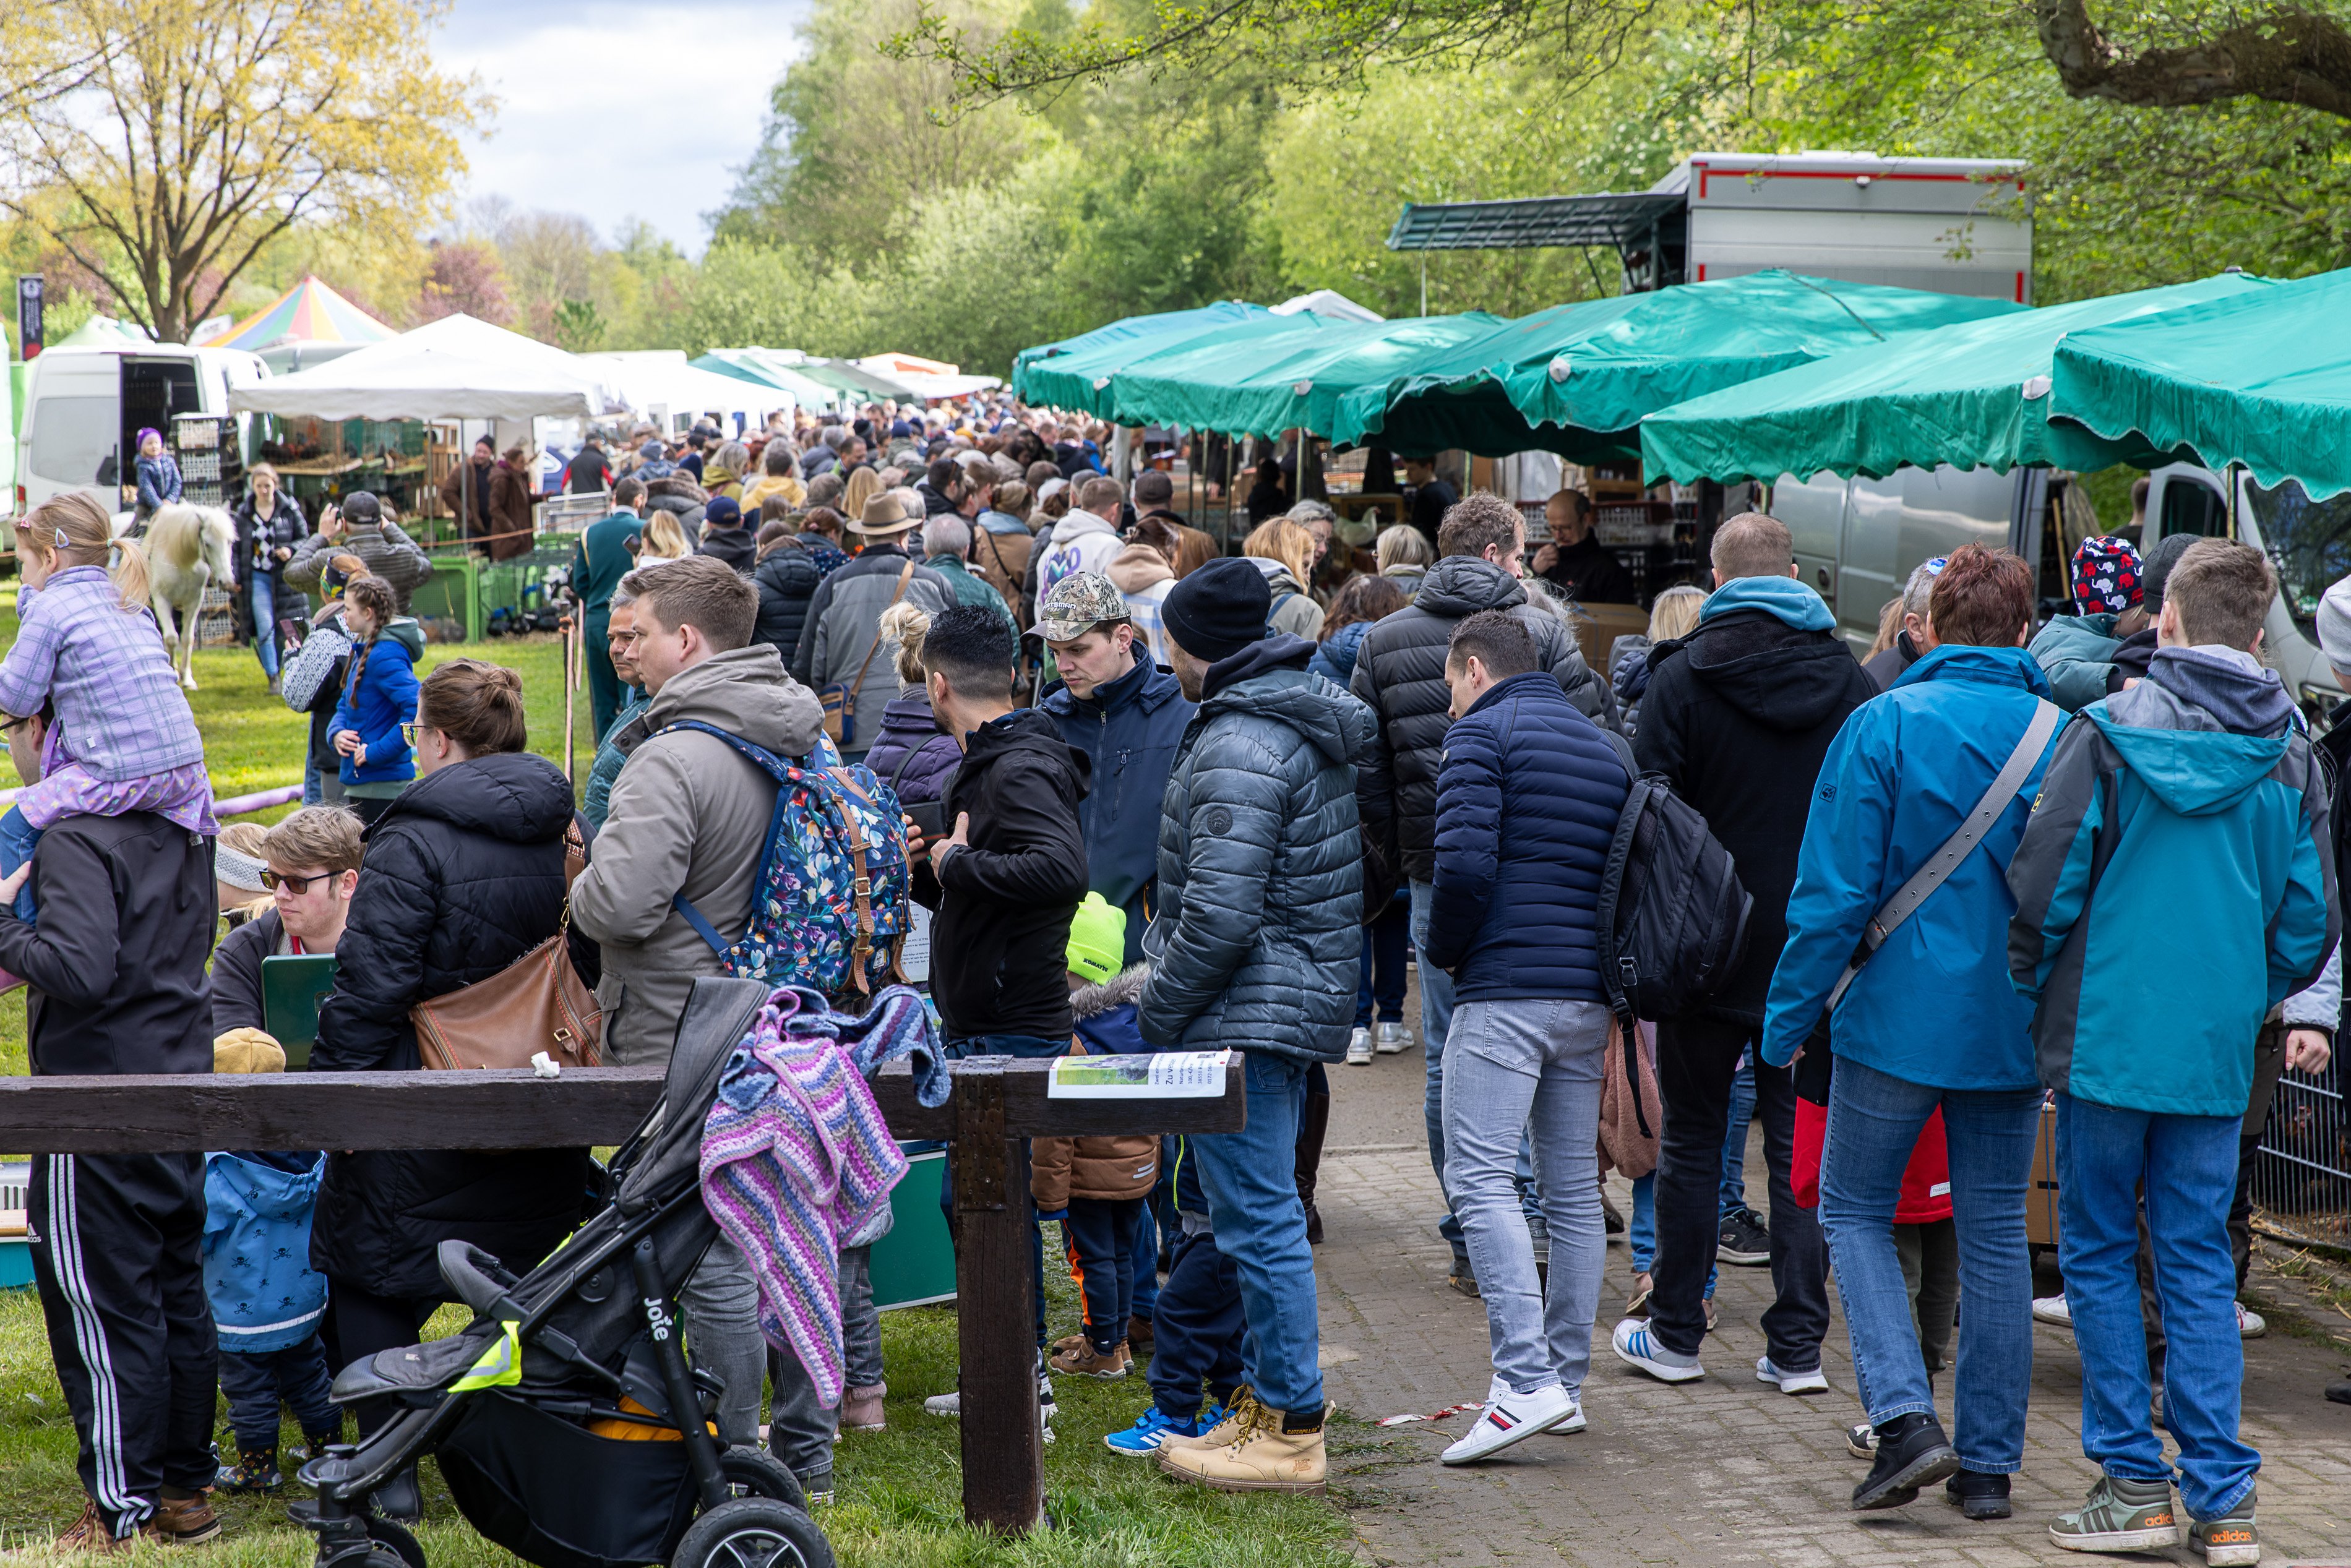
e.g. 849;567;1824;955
692;349;845;411
1101;312;1506;437
2049;267;2351;500
1012;302;1273;413
1638;272;2272;484
1332;270;2025;460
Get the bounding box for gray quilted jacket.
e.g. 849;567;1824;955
1138;636;1376;1065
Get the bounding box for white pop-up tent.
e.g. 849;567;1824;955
580;351;787;429
230;313;627;422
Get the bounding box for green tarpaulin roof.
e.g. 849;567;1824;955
1012;302;1271;412
1333;270;2024;461
693;350;850;409
2050;267;2351;500
1101;312;1506;439
1639;272;2272;485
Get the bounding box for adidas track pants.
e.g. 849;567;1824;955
28;1154;218;1538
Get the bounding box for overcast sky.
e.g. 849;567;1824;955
432;0;811;254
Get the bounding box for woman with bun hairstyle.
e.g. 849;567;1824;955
311;658;594;1523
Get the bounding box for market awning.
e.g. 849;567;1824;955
2049;267;2351;500
1385;192;1686;252
1106;311;1505;439
1638;272;2273;484
1331;270;2026;461
582;351;784;423
1012;302;1274;412
230;312;624;422
693;349;846;409
199;276;394;353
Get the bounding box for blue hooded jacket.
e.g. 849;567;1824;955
203;1150;329;1354
1042;651;1195;966
2006;646;2337;1115
328;619;423;786
1760;643;2059;1091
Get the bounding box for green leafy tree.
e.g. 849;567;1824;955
551;298;605;352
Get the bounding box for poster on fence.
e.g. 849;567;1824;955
1046;1050;1231;1099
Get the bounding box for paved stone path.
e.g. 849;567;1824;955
1312;1022;2351;1567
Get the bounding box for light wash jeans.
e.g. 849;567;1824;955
681;1234;768;1450
1818;1057;2039;1471
1190;1053;1322;1417
1440;998;1609;1397
1719;1053;1756;1215
2058;1092;2258;1522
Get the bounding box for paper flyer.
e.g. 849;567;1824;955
1046;1050;1232;1099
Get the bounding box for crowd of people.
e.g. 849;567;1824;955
0;390;2339;1567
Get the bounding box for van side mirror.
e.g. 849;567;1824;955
95;451;118;486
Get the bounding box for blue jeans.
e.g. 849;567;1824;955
1720;1055;1756;1215
1188;1053;1321;1417
1410;880;1474;1255
1441;999;1609;1397
1356;896;1409;1029
2057;1092;2258;1522
217;1336;337;1451
249;575;281;679
1818;1057;2039;1470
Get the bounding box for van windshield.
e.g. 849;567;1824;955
2248;479;2351;635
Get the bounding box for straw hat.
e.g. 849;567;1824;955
856;493;921;536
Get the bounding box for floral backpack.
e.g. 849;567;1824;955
661;723;913;1003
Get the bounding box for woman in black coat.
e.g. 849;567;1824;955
233;462;309;690
752;523;823;664
311;658;593;1514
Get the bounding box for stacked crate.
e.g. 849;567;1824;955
173;416;244;648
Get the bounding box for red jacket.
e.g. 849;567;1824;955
1792;1098;1953;1224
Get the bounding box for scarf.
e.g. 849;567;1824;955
698;983;943;1406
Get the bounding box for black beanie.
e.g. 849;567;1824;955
1163;557;1273;664
2141;531;2198;615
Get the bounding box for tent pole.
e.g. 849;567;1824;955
1420;254;1428;318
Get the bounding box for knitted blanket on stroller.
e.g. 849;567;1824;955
698;983;942;1407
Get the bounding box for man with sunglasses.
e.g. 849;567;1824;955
208;807;364;1039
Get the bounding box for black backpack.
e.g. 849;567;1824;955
1593;737;1752;1133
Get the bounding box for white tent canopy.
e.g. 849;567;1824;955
581;351;789;427
1271;288;1385;323
230;313;627;422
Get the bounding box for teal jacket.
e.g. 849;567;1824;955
1760;643;2057;1091
2007;647;2337;1116
2028;611;2124;712
571;510;644;620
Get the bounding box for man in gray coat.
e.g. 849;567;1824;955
790;492;949;758
570;553;825;1472
1141;557;1374;1496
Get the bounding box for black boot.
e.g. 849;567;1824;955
1943;1470;2012;1520
1294;1078;1331;1246
1852;1412;1959;1510
371;1465;423;1525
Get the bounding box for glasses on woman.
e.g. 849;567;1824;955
261;868;331;893
401;722;418;745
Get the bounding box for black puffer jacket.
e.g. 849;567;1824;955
1349;555;1617;882
1140;636;1375;1065
311;751;594;1298
753;542;823;664
1633;606;1876;1022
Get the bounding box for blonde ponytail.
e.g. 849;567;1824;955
17;492;147;610
110;536;152;608
879;601;932;687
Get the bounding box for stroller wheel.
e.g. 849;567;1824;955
364;1515;427;1568
717;1445;808;1509
671;1498;831;1568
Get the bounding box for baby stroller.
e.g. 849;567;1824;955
293;977;834;1568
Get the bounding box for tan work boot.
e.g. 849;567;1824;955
152;1491;222;1546
1050;1339;1130;1379
839;1382;887;1433
31;1500;160;1555
1158;1388;1257;1454
1159;1400;1328;1493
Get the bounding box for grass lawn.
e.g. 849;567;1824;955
0;614;1361;1566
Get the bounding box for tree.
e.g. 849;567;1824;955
551;298;606;353
0;0;489;343
416;241;513;326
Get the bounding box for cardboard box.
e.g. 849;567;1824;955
2026;1100;2061;1248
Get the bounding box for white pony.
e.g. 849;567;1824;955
142;502;238;690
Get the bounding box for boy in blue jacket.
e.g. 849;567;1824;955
2009;539;2336;1564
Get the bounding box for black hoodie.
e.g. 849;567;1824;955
311;750;594;1297
1633;606;1877;1021
914;708;1091;1042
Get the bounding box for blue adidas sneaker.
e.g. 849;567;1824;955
1104;1402;1228;1457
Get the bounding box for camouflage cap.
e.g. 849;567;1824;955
1031;570;1132;642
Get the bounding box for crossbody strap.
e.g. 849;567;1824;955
1826;697;2062;1010
845;559;918;710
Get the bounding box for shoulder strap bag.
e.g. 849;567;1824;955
1795;698;2062;1100
411;823;602;1071
820;558;916;750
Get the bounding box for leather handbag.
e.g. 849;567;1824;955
411;826;603;1071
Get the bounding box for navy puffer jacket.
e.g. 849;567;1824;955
1139;636;1376;1065
752;541;822;666
1424;671;1629;1003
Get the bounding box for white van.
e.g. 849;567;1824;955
14;344;269;518
1774;461;2351;722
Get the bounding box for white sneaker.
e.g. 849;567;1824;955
1610;1318;1704;1383
1346;1027;1374;1066
921;1382;1059;1423
1481;1371;1583;1431
1755;1356;1828;1395
1440;1382;1580;1464
2237;1301;2266;1339
1375;1021;1412;1054
2031;1293;2073;1327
